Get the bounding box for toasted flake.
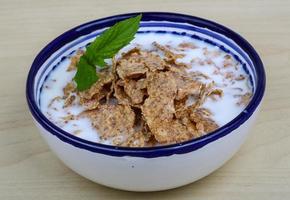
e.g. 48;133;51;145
117;60;148;79
223;54;235;68
63;82;76;98
135;78;147;89
225;72;235;80
195;82;223;107
67;50;84;71
153;42;185;60
151;120;194;144
79;84;112;110
73;130;82;135
79;97;102;110
235;74;246;81
236;92;252;106
174;97;190;119
147;71;177;98
179;115;198;135
166;59;191;69
142;97;175;127
116;53;148;79
61;114;75;123
208;88;223;100
173;72;202;100
113;80;131;105
121;47;141;59
189;71;210;80
117;48;167;77
153;42;194;71
79;69;114;100
189;108;219;134
124;79;147;104
78;69;114;110
197;107;213;117
86;104;135;139
178;42;198;49
122;131;151;147
141;51;166;71
203;48;221;58
232;87;243;92
63;95;76;108
48;96;62;108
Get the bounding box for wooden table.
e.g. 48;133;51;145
1;0;289;199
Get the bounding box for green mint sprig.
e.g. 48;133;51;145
74;14;142;91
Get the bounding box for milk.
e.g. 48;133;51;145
40;33;252;144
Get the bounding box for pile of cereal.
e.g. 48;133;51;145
61;42;227;147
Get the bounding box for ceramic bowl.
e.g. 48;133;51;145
26;12;265;191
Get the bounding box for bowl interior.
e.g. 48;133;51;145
26;12;265;157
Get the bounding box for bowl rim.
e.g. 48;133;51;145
26;12;265;158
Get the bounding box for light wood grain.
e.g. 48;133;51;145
0;0;290;199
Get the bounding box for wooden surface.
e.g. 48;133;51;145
0;0;290;199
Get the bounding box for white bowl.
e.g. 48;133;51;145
26;12;266;191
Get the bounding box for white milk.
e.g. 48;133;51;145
40;33;252;144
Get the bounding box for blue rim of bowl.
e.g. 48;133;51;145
26;12;265;158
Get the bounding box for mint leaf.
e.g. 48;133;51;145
74;57;99;91
74;14;142;91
